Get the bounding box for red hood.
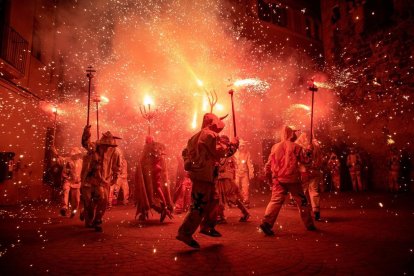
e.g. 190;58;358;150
201;113;225;133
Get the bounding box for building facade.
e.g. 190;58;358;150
0;0;61;204
320;0;414;190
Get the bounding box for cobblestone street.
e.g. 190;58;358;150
0;192;413;275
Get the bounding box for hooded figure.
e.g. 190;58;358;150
296;133;323;221
233;139;254;206
216;136;250;223
327;152;341;191
80;126;122;232
109;154;129;207
260;125;315;236
173;154;192;214
177;113;238;249
387;148;400;193
347;147;362;192
52;146;83;218
135;137;174;222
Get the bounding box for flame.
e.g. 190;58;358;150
196;79;203;87
233;78;269;88
144;95;154;106
52;107;58;113
290;104;311;111
191;111;198;129
216;103;224;111
387;138;395;145
202;96;209;112
313;81;333;89
100;95;110;104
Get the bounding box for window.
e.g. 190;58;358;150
31;19;42;62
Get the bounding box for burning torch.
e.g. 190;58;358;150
140;95;156;136
86;66;96;126
308;79;318;144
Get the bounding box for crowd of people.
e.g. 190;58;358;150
50;112;407;247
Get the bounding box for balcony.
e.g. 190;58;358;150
0;23;28;79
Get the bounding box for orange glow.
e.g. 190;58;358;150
144;95;154;106
191;111;198;129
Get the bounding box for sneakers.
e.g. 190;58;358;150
239;213;250;222
92;220;103;232
200;228;222;237
60;208;67;217
160;208;173;223
314;211;321;221
176;235;200;249
259;223;275;236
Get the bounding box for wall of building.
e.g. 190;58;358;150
0;0;60;204
320;0;414;191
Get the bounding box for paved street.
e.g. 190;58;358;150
0;192;413;275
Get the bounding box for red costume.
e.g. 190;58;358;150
135;139;173;222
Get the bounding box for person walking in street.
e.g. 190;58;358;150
52;146;83;218
176;113;239;248
260;126;315;236
80;126;122;232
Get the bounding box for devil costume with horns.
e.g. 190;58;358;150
135;136;174;222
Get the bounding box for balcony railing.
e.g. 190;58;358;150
0;23;28;75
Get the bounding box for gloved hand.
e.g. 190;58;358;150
231;136;240;149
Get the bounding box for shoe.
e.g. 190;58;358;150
239;213;250;222
176;235;200;249
92;220;103;232
307;224;317;231
70;209;77;218
259;223;275;236
314;211;321;221
160;209;167;222
60;208;67;217
200;228;222;237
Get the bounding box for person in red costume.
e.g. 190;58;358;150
135;136;174;222
216;135;250;223
176;113;239;249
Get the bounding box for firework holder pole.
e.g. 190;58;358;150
228;89;237;137
140;104;154;136
308;81;318;144
86;66;96;126
93;96;101;140
52;108;58;147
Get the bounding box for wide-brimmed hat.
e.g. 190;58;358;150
69;147;83;156
97;131;122;147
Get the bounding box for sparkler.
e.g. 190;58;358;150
232;78;270;93
140;95;156;135
86;66;96;126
